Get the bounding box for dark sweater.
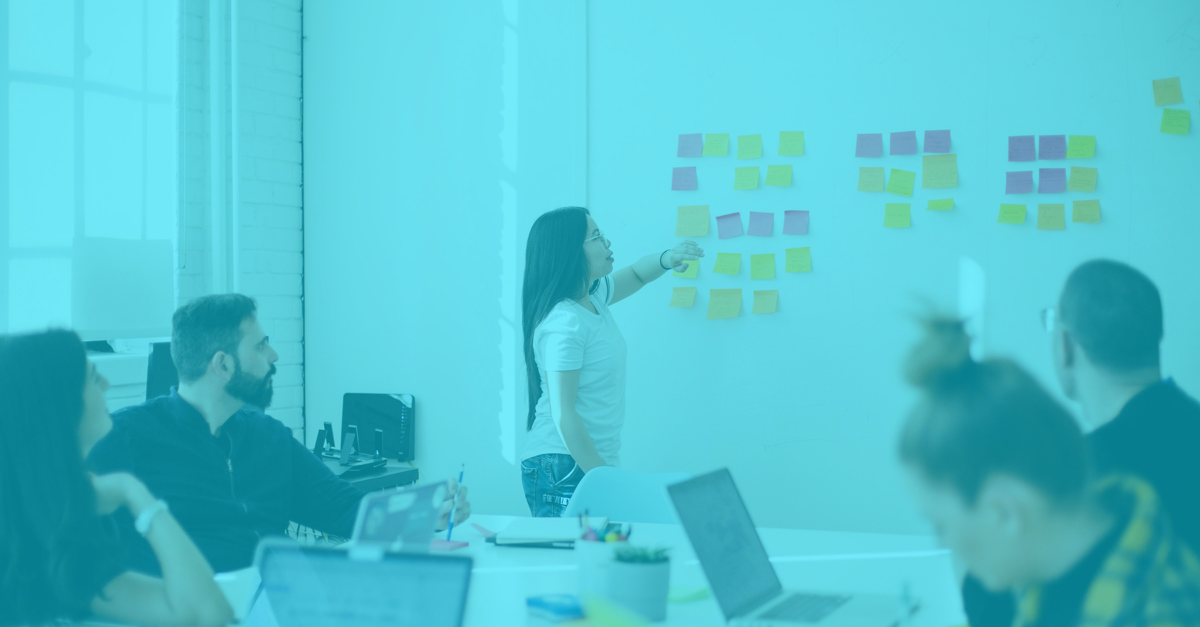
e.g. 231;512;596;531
87;390;365;574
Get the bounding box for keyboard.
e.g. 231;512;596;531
757;593;851;623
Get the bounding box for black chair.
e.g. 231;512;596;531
146;342;179;400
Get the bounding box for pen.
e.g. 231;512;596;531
445;464;464;541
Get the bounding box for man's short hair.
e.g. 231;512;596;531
171;294;258;382
1060;260;1162;372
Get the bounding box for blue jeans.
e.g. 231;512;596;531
521;453;584;517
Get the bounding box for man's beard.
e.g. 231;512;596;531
226;361;276;409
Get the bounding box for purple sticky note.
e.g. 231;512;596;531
716;212;744;239
1039;135;1066;160
855;133;883;158
890;131;917;155
783;210;809;235
1008;135;1035;162
924;130;951;153
677;133;703;158
1039;168;1066;194
1006;171;1034;194
671;166;697;191
748;212;774;236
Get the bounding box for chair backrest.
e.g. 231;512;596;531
562;467;693;524
146;341;179;401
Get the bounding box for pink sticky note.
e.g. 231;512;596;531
748;212;774;236
1039;168;1066;193
1039;135;1066;160
431;539;469;551
890;131;917;155
924;130;951;153
716;212;744;239
672;166;697;191
855;133;883;157
1006;171;1033;194
677;133;703;158
1008;135;1035;162
783;210;809;235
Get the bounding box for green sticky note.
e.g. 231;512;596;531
673;257;699;278
1066;135;1095;158
885;169;916;197
1072;199;1101;223
583;597;651;627
750;254;775;279
884;203;911;228
734;167;759;190
927;198;954;211
706;289;742;320
998;204;1026;224
669;287;697;308
713;252;741;275
675;205;710;237
737;134;763;159
1067;166;1097;192
702;133;729;156
1161;108;1190;135
778;131;805;156
1152;77;1183;107
1037;204;1065;230
765;165;792;187
921;154;958;189
752;290;778;314
857;167;885;192
785;247;812;273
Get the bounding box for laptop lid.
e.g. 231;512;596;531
667;468;784;620
351;481;448;551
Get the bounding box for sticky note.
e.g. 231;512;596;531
1067;166;1097;192
673;258;699;278
1039;135;1066;160
672;167;697;191
702;133;729;156
716;212;744;239
747;212;774;236
737;134;763;159
734;167;759;190
884;203;911;228
1038;168;1066;194
1161;109;1190;135
752;290;778;314
1037;204;1065;230
886;169;916;197
1006;171;1033;194
890;131;917;155
783;210;809;235
998;204;1026;224
857;167;885;192
785;247;812;272
765;164;792;187
922;154;958;189
750;254;775;280
1072;199;1101;223
669;287;697;307
706;289;742;319
1066;135;1095;158
1008;135;1035;162
778;131;805;156
924;130;951;153
713;252;741;275
927;198;954;211
1152;77;1183;107
856;133;883;158
675;205;710;237
677;133;703;158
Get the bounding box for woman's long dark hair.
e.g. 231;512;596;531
522;207;598;430
0;329;123;625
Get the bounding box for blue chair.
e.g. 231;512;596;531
562;467;693;524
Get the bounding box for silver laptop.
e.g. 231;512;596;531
350;480;448;551
668;469;903;627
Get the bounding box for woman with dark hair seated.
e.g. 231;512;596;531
0;330;233;627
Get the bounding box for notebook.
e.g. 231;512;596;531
494;517;609;546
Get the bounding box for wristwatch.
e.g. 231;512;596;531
135;500;170;536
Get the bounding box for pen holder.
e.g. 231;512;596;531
607;547;670;622
575;539;626;600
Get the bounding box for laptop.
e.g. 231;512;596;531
350;480;448;551
667;469;902;627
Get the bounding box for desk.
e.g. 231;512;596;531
320;458;419;493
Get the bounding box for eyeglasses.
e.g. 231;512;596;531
584;232;609;246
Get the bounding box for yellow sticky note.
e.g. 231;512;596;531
1066;135;1095;158
750;254;775;280
765;165;792;187
713;252;741;275
752;290;779;314
921;154;958;189
885;169;916;197
1161;109;1190;135
857;167;885;192
1067;166;1097;192
884;203;911;228
737;134;763;159
1037;204;1065;230
927;198;954;211
675;205;709;237
1152;77;1183;107
734;167;759;190
706;289;742;320
669;287;697;308
998;204;1026;224
785;247;812;273
673;258;699;278
702;133;729;156
778;131;805;156
1073;199;1101;223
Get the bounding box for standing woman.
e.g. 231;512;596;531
520;206;702;517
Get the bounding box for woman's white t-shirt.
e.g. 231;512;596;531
522;275;628;467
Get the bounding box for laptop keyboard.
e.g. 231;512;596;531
758;593;851;623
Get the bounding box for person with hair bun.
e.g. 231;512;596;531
898;318;1200;627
